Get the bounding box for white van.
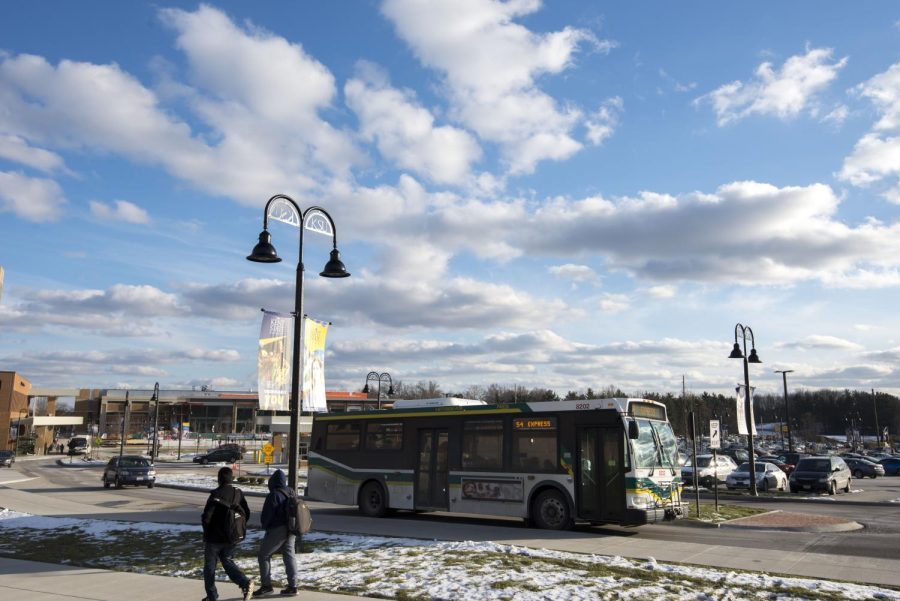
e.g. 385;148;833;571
68;436;92;455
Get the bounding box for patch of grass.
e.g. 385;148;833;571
320;559;355;569
687;503;768;522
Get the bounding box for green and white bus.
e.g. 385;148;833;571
307;397;684;529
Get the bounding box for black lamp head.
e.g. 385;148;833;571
747;348;762;364
728;343;744;359
387;385;394;396
362;383;369;394
247;230;281;263
320;248;350;278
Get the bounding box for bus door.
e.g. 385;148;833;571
415;429;449;510
576;427;626;521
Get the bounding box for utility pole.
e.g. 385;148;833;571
775;370;794;453
872;389;881;448
118;391;130;461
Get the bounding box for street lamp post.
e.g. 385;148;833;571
118;390;130;462
774;370;794;453
247;194;350;492
363;372;394;410
729;323;762;496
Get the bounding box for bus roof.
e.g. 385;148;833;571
313;397;665;421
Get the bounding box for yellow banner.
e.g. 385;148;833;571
302;317;329;412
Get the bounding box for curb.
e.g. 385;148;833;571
691;489;898;507
155;482;268;498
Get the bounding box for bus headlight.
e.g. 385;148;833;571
628;493;653;509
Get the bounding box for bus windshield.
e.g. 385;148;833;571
632;419;679;469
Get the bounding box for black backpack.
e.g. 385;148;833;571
281;488;312;536
213;490;247;544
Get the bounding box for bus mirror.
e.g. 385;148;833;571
628;420;639;440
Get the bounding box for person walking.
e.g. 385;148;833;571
201;466;255;601
254;469;299;597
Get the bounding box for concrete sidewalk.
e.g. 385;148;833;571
0;558;369;601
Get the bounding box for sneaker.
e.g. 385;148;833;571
279;587;298;597
253;585;275;596
243;577;256;601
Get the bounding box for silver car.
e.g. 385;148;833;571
726;461;789;492
681;454;737;487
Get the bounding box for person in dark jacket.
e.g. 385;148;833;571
254;469;298;597
201;466;255;601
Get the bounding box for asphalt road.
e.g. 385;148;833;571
5;457;900;564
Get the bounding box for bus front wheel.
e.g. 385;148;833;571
358;481;388;518
532;489;571;530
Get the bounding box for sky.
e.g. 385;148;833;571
2;1;900;399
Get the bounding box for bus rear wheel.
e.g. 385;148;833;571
532;489;571;530
358;481;388;518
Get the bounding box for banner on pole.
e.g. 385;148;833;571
257;310;293;411
735;384;757;436
302;317;329;412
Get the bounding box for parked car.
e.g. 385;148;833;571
681;454;738;487
790;456;852;494
758;456;795;475
193;448;242;465
0;450;14;468
102;455;156;488
843;458;885;479
780;452;809;467
878;457;900;476
720;447;750;465
726;462;789;492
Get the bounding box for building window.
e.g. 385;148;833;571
462;420;504;470
511;417;557;472
325;422;361;451
365;422;403;450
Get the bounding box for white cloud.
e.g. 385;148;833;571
838;63;900;199
0;171;66;222
695;47;847;126
0;6;361;209
89;199;150;224
382;0;599;174
775;335;863;351
644;285;676;299
345;62;482;185
598;293;629;313
584;96;623;146
0;135;67;173
548;263;597;283
820;104;849;126
514;181;900;286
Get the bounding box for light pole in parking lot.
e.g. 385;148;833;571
150;382;160;461
247;194;350;493
730;323;762;496
363;372;394;410
774;370;794;453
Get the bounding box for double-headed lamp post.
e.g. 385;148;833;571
363;372;394;410
729;323;762;496
247;194;350;493
150;382;160;462
774;370;794;453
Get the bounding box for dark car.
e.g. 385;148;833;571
0;450;14;468
879;457;900;476
844;458;885;479
781;452;809;467
720;447;749;465
193;448;242;465
102;455;156;488
789;456;852;494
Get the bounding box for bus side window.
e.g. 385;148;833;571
325;422;361;451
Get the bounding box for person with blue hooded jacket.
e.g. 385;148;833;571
254;469;298;597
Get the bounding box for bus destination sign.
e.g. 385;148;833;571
628;402;666;421
512;417;556;430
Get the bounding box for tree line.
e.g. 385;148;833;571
388;380;900;441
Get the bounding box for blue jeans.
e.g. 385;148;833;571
258;525;297;588
204;542;251;600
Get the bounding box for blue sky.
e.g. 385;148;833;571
2;1;900;398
